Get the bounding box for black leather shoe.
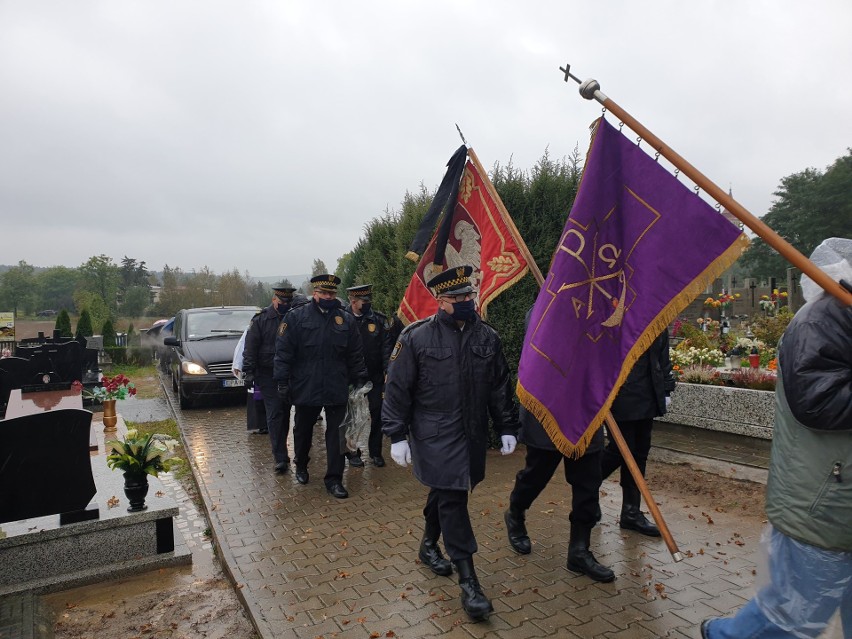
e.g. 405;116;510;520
347;453;365;468
295;469;309;485
274;461;288;475
504;508;531;554
326;483;348;499
418;539;453;576
620;507;661;537
252;428;269;435
371;455;385;467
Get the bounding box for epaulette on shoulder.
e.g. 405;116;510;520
400;317;430;337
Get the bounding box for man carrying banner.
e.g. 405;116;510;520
600;328;675;536
505;307;614;582
382;265;519;622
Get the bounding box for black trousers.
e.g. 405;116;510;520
509;445;603;528
293;404;346;487
366;383;384;458
601;418;654;492
256;375;291;464
423;488;477;562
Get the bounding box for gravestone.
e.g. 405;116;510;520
0;408;97;525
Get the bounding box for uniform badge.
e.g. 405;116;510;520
335;316;344;325
278;322;287;336
367;323;376;333
390;341;403;361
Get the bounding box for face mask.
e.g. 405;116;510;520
360;302;372;315
450;299;477;322
275;301;290;315
317;298;337;311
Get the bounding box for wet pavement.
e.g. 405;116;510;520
160;379;782;639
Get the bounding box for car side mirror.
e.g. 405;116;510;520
164;336;180;347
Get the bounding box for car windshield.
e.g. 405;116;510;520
186;309;256;340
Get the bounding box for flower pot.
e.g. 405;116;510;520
102;399;118;432
123;471;149;512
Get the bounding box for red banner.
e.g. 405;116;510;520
398;160;529;324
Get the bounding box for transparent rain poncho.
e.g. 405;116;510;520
751;525;850;638
340;381;373;455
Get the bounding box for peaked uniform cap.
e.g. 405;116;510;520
426;265;475;296
273;285;297;298
347;284;373;299
311;273;341;292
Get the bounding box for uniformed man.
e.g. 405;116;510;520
274;274;368;499
382;265;519;622
344;284;392;467
242;285;298;474
504;313;614;583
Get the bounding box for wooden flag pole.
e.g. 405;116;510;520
560;64;852;307
604;414;682;560
468;142;682;561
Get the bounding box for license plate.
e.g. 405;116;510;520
222;378;244;388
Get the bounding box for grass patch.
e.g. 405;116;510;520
107;364;162;399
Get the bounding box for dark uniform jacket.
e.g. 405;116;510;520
242;304;283;378
381;310;518;491
344;306;392;384
520;406;604;453
609;328;675;422
274;299;368;406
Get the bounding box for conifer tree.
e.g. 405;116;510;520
75;308;94;340
54;309;73;337
102;318;117;348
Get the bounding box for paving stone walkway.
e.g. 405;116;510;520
161;382;781;639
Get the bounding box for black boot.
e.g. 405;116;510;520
418;537;453;576
455;558;493;621
504;505;531;554
619;486;660;537
567;524;615;583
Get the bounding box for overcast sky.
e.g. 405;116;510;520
2;1;850;279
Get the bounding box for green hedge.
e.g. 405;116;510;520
104;346;154;367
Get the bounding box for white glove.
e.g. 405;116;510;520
390;441;412;467
500;435;517;455
665;396;672;409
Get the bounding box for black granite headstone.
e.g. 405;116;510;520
0;408;97;524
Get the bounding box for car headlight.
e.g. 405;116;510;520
182;361;208;375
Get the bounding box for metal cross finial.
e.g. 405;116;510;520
559;63;582;85
455;123;468;146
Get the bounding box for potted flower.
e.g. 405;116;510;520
105;429;182;512
72;374;137;432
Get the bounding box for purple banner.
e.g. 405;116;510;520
517;117;747;457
